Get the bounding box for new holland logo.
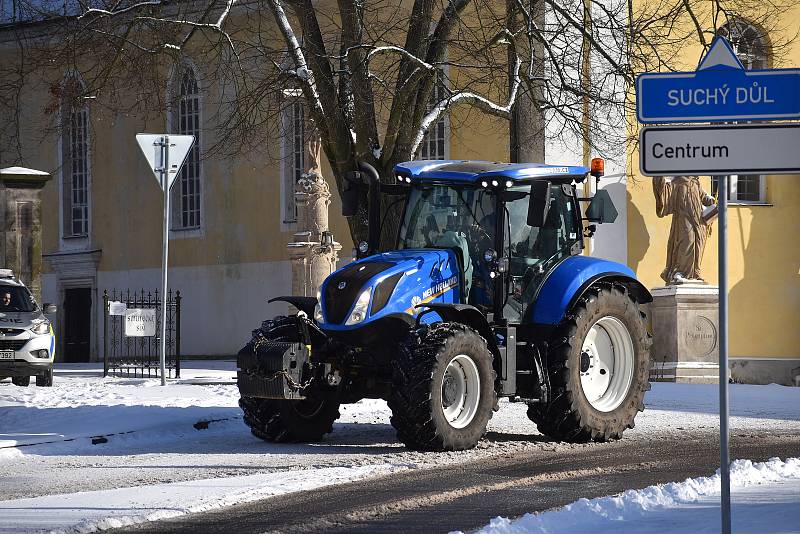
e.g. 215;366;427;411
411;296;422;308
422;276;458;300
338;281;347;290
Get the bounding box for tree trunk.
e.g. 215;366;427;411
508;0;545;163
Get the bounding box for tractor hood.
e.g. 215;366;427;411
317;249;461;331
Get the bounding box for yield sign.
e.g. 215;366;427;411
135;134;195;191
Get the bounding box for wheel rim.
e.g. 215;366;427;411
579;316;635;412
441;354;481;429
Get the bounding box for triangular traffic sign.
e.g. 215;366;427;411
136;133;195;191
697;36;745;71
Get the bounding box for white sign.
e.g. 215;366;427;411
135;134;195;191
125;308;157;337
640;124;800;176
108;301;127;316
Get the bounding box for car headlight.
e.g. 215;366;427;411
345;289;372;326
314;291;324;322
31;321;50;335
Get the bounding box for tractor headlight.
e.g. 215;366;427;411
31;320;50;335
345;288;372;326
314;291;324;322
358;241;369;254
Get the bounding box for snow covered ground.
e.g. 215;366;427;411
470;457;800;534
1;361;799;533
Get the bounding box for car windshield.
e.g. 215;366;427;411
0;285;38;313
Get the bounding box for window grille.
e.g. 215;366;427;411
417;70;449;160
61;78;90;238
283;99;305;223
172;68;202;229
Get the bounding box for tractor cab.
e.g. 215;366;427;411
391;160;613;324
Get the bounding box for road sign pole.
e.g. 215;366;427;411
136;132;194;387
159;135;170;387
718;176;731;534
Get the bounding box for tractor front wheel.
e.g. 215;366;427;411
238;315;340;443
528;285;651;442
239;396;340;443
389;323;496;451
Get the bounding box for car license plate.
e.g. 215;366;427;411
0;351;13;360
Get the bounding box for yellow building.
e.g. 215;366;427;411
1;4;796;387
627;13;800;385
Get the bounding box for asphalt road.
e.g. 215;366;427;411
122;431;799;534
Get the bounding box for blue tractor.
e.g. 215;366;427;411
237;160;652;451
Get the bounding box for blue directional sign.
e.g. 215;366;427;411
637;36;800;123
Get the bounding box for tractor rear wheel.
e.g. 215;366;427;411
389;323;496;451
528;285;651;442
238;316;340;443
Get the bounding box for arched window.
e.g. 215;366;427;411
718;19;770;69
170;65;202;230
61;75;90;238
712;20;770;203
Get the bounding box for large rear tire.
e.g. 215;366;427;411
389;323;496;451
528;285;651;442
238;316;340;443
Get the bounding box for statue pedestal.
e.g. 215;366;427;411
649;284;720;384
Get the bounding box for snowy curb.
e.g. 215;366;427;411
467;457;800;533
0;463;411;534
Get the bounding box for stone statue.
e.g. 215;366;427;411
652;176;716;285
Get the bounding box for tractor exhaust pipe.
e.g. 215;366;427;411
357;161;382;255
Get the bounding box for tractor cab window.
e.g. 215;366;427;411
398;185;496;305
503;183;581;322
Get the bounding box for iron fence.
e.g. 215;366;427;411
103;289;181;378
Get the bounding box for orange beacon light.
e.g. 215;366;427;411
590;157;605;178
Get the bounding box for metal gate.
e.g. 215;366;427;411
102;289;181;378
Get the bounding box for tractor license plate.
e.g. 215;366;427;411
0;351;14;359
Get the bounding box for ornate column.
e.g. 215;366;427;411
286;136;341;307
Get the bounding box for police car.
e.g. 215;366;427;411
0;269;57;387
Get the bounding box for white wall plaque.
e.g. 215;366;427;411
125;308;157;337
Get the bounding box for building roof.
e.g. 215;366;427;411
393;160;589;184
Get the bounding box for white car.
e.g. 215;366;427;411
0;270;57;387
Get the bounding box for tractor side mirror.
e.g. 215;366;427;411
585;189;618;223
527;181;551;227
341;171;362;217
43;303;57;314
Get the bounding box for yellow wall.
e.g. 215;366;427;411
627;6;800;359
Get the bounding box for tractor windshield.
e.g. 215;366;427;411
397;185;497;309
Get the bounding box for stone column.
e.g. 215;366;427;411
648;284;721;383
286;136;341;307
0;167;52;302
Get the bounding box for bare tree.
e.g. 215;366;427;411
0;0;795;244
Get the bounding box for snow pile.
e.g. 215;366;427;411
472;457;800;534
0;364;239;452
0;463;407;534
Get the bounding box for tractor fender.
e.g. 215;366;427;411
529;255;651;325
416;303;498;355
268;296;317;317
